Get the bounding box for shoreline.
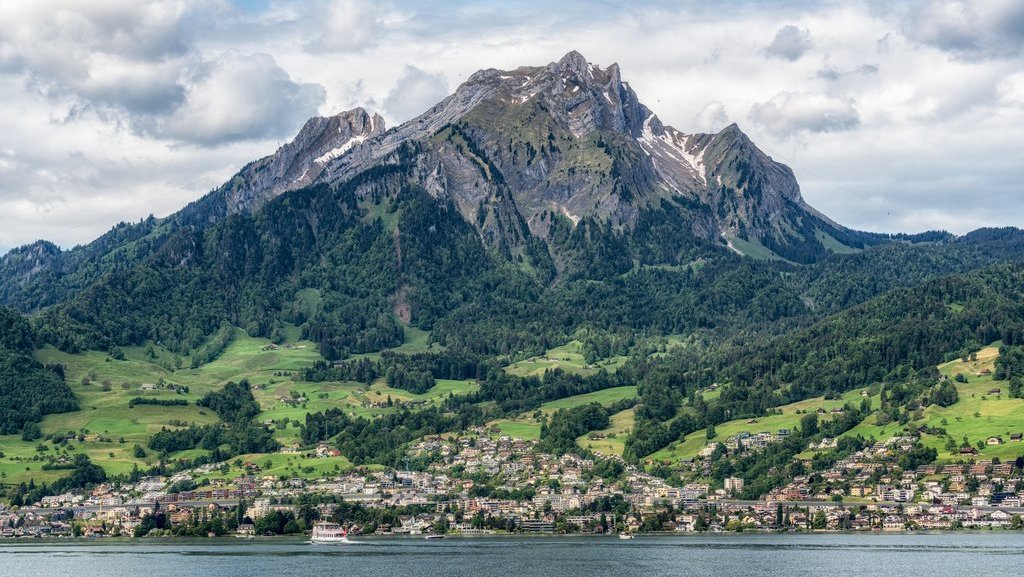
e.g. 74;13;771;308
1;527;1021;544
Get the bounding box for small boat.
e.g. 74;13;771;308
618;533;634;540
311;521;350;544
424;534;445;540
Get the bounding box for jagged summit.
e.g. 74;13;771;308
0;50;885;316
177;108;386;224
170;50;867;263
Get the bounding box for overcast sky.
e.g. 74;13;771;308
1;0;1022;253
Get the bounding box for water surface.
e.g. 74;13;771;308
1;533;1021;577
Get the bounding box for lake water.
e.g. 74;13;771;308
1;534;1022;577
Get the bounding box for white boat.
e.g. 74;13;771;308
311;521;350;544
618;533;634;540
424;534;445;540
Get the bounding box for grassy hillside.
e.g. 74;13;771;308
919;346;1024;460
649;389;870;465
505;340;628;378
832;345;1024;461
0;326;475;486
578;408;635;457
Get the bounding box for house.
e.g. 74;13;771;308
139;383;158;391
986;436;1003;446
724;477;745;495
1011;433;1023;442
960;446;978;455
986;387;1000;394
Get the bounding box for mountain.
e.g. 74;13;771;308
283;50;880;263
0;50;1020;358
4;53;1024;508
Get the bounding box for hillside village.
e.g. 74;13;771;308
3;424;1023;538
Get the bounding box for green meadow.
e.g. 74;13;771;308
650;389;869;464
0;326;470;486
578;408;635;457
505;341;628;378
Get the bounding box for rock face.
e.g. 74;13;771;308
299;50;855;261
0;50;878;312
178;108;385;226
164;50;859;261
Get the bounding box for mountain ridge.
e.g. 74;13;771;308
0;50;1020;353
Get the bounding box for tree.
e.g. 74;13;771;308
21;423;42;442
705;423;717;440
800;413;819;436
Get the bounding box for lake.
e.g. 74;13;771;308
1;533;1022;577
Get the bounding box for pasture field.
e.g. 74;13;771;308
578;408;635;457
539;386;637;414
505;341;628;378
0;326;482;485
649;389;869;464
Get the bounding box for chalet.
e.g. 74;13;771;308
1011;433;1023;442
986;436;1003;446
986;387;1000;394
959;446;978;455
139;383;158;391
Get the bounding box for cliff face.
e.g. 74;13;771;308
0;50;882;316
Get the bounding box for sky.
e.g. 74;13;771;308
0;0;1022;253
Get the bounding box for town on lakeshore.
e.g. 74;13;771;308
2;14;1024;548
3;426;1023;539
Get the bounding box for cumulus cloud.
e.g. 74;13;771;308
692;101;729;133
0;1;201;111
749;91;859;135
2;0;1024;252
816;63;878;81
762;25;812;61
304;0;394;53
998;73;1024;106
382;65;449;123
157;53;325;145
0;2;325;146
903;0;1024;59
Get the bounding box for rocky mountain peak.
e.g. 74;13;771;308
191;107;386;220
180;51;856;264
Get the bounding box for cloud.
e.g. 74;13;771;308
0;2;325;146
2;0;1024;253
303;0;395;53
0;1;202;113
903;0;1024;59
157;53;325;145
382;65;449;123
762;25;812;61
749;91;859;134
816;63;878;81
998;73;1024;106
693;101;729;133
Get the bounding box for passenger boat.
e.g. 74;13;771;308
618;533;635;540
311;521;350;544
